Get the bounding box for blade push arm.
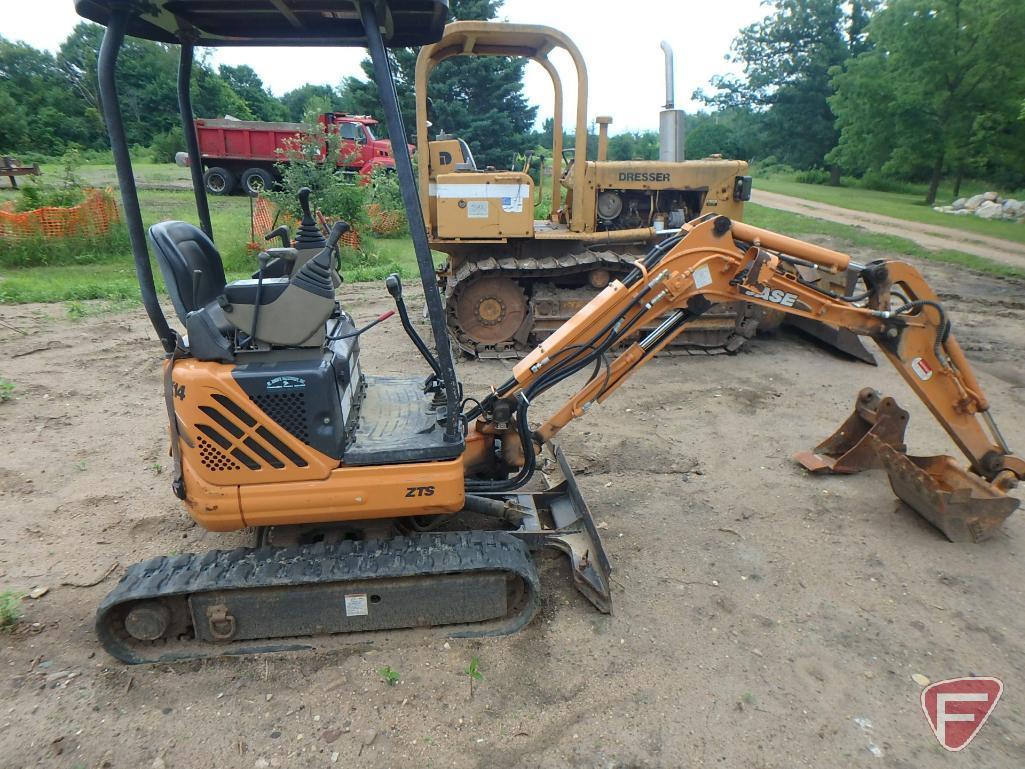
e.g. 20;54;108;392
489;216;1022;493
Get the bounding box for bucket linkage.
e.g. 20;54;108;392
795;388;1018;543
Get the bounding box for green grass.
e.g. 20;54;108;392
754;176;1025;246
745;203;1025;280
0;378;14;402
0;184;423;304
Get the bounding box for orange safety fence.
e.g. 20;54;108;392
248;196;404;251
366;203;405;236
0;189;120;240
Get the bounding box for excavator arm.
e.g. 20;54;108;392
471;215;1023;543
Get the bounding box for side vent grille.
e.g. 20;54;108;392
198;435;240;472
250;392;310;444
193;395;308;472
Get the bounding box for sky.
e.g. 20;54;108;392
5;0;767;133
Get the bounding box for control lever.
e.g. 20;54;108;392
325;220;350;249
250;251;271;348
298;187;314;223
264;225;290;249
386;273;442;379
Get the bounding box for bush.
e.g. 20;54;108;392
366;166;408;237
263;126;370;234
150;127;185;164
15;149;86;212
794;168;831;185
854;170;919;195
0;591;22;633
752;155;797;177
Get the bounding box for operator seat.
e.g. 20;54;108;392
148;221;227;324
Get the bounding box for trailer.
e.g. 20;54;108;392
176;112;402;195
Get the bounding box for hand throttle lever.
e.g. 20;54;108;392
264;225;291;249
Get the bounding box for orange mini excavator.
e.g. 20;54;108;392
80;0;1022;664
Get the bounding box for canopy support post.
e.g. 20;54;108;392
360;1;462;444
178;43;214;239
98;8;175;353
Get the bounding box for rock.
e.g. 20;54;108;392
964;194;987;210
911;673;930;687
362;728;378;747
321;728;343;744
1003;199;1025;217
983;191;999;202
951;197;968;210
28;586;49;599
152;757;166;769
330;753;339;764
254;759;270;769
975;200;1005;220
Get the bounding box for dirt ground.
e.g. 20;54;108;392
2;246;1024;769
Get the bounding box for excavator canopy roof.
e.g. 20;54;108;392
74;0;449;47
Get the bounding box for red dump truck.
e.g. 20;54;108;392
176;112;401;196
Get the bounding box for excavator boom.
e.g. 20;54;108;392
473;215;1022;543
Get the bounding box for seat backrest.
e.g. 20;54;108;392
148;221;227;323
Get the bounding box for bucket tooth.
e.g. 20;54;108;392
794;388;909;474
870;437;1019;543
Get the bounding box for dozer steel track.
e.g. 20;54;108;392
96;531;539;664
445;250;760;359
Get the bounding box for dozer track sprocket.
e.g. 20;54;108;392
445;250;759;359
96;531;539;664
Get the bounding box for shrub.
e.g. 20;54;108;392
15;149;86;212
263;126;370;234
0;591;22;632
150;127;185;164
855;170;918;195
794;168;831;185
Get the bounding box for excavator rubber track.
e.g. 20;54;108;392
96;531;539;664
445;250;760;359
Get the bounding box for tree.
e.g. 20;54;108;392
1;35;101;155
684;110;761;161
219;64;286;121
607;131;660;161
337;0;537;168
702;1;877;170
829;0;1025;203
280;84;339;122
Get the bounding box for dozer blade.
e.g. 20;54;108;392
785;317;876;365
870;437;1019;543
794;388;909;474
471;442;613;615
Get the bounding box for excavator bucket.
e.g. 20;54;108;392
870;438;1019;543
794;388;909;474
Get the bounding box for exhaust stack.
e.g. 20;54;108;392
659;40;685;162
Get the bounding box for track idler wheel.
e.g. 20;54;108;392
453;276;529;346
